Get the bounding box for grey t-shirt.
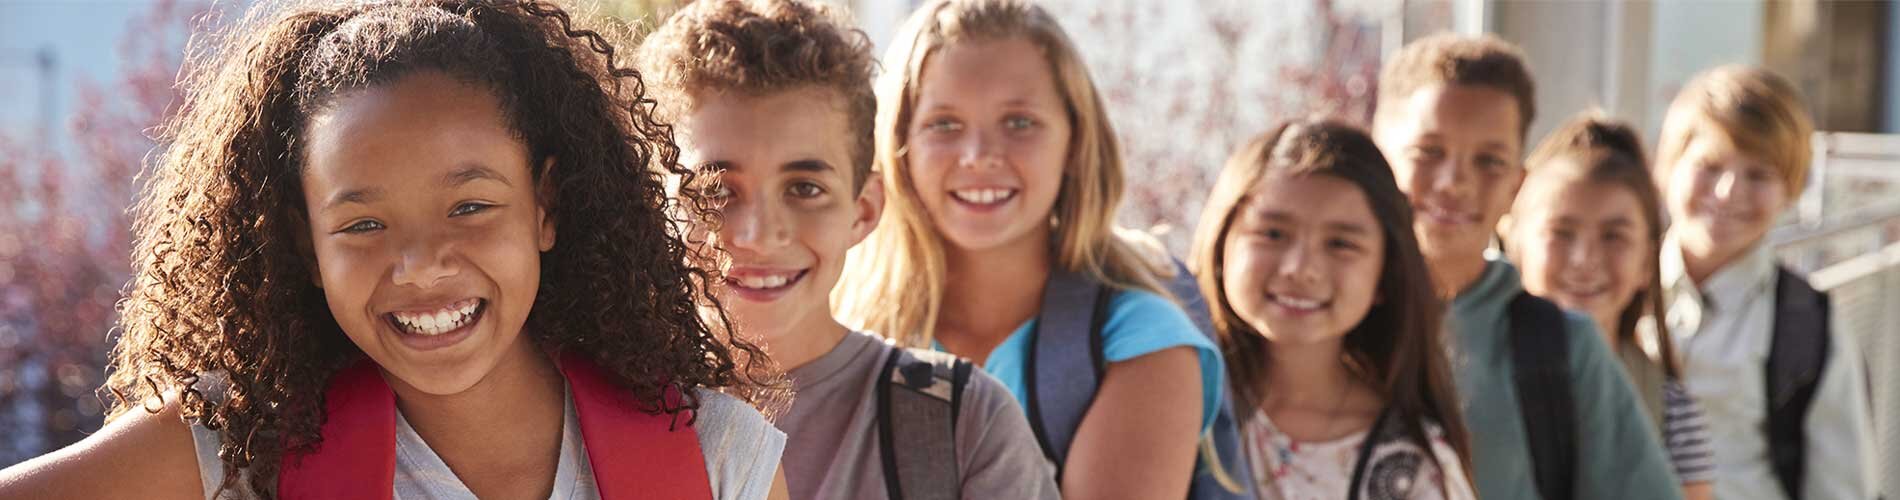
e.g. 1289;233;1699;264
189;374;783;500
777;331;1058;500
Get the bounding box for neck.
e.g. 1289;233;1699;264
938;227;1052;353
759;311;853;371
1592;310;1622;348
1262;339;1353;409
388;336;565;475
1427;251;1488;300
1678;237;1755;286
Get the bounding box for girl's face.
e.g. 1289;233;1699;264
1221;174;1385;346
300;71;555;396
906;36;1071;254
678;86;882;343
1663;135;1792;265
1512;175;1651;334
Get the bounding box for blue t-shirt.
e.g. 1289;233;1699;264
967;289;1225;434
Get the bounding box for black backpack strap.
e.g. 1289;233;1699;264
1025;268;1111;480
1766;267;1830;500
1508;292;1577;500
878;348;976;500
1345;407;1404;500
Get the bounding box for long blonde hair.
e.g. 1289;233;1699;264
831;0;1175;347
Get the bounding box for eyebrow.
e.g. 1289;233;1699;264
783;159;835;174
321;164;510;212
443;164;511;188
324;188;384;211
1256;211;1372;235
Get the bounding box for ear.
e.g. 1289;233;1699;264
536;156;558;252
1495;212;1517;244
848;173;886;247
291;207;323;289
1504;165;1528;204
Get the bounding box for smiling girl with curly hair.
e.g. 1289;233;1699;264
0;1;789;499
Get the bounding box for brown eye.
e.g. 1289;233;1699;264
341;219;385;234
788;181;824;199
449;202;494;217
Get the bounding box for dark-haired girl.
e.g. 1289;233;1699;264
1191;120;1474;499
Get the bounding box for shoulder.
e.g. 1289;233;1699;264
1099;289;1214;359
690;389;785;451
0;397;205;500
690;389;787;500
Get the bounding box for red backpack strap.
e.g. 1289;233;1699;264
559;353;713;500
279;360;396;500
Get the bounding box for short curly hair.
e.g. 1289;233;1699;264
1374;33;1537;141
635;0;877;189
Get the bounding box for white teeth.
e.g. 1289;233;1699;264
735;273;797;289
1273;295;1324;310
391;299;481;336
953;188;1015;205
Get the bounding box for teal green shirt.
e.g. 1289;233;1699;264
1451;260;1682;500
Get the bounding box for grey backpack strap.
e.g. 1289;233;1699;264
877;347;974;500
1026;268;1111;478
1766;266;1830;500
1166;258;1255;499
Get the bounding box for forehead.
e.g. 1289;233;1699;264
302;71;531;187
1676;131;1774;170
1525;176;1650;226
1384;84;1523;150
916;37;1060;108
1240;173;1379;226
676;87;855;174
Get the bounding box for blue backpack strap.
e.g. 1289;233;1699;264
1766;266;1830;500
1508;291;1576;500
1026;268;1111;479
877;348;975;500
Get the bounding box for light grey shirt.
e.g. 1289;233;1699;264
776;331;1059;500
1660;235;1876;500
189;374;784;500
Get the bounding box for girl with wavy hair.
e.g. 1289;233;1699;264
0;1;788;498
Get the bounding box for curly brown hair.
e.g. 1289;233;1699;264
103;0;780;496
634;0;878;189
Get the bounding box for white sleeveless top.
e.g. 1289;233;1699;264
187;374;784;500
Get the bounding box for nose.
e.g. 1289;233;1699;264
958;127;1005;170
1276;240;1322;284
1710;170;1739;201
1425;157;1472;198
724;196;792;253
1565;236;1600;268
392;232;459;289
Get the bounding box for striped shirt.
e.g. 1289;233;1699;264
1662;379;1715;483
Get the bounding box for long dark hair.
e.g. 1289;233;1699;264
1190;119;1472;475
106;1;779;496
1521;113;1680;378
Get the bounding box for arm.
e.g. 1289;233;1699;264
765;466;790;500
956;370;1060;500
1683;482;1712;500
0;399;203;500
1563;314;1684;500
1060;346;1203;500
1800;331;1876;500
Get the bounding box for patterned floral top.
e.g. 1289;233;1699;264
1242;408;1476;500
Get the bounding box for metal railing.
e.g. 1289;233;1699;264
1770;131;1900;497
